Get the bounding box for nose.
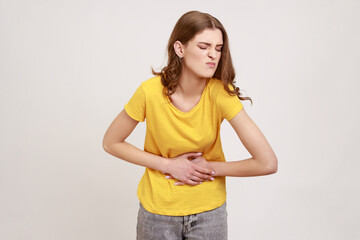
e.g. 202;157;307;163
208;48;216;59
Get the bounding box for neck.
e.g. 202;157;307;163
177;69;208;98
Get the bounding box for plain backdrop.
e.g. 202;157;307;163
1;0;359;239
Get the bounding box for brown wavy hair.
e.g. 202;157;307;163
152;10;252;104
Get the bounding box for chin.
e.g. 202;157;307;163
196;74;213;80
198;70;216;79
190;68;216;79
204;71;216;79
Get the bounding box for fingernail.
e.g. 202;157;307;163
174;182;179;185
210;177;214;181
199;182;202;184
165;176;170;179
197;152;202;155
211;171;215;175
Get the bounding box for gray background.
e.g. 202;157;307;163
1;0;359;239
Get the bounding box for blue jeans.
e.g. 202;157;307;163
136;202;228;240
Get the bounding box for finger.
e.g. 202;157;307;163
174;179;200;186
190;156;204;163
184;179;202;186
193;171;215;181
174;181;185;186
191;171;210;180
184;152;202;160
193;165;214;175
189;175;204;182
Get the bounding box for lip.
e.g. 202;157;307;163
206;62;216;68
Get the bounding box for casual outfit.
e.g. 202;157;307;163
124;76;243;238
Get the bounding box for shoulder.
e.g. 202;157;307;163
139;75;163;95
208;77;224;89
129;75;165;103
208;78;243;121
207;77;233;100
141;75;162;89
207;77;223;96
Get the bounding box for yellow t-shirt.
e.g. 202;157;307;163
124;76;243;216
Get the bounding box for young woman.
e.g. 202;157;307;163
103;10;277;240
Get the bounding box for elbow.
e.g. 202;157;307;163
102;139;124;155
102;141;110;153
103;143;110;153
265;156;278;174
267;164;277;174
102;136;117;154
102;137;113;154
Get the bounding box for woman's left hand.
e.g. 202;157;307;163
164;156;216;186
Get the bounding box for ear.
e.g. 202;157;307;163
173;40;184;59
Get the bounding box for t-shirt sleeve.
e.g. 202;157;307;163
124;84;146;122
216;84;243;121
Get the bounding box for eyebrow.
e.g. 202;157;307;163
198;42;223;46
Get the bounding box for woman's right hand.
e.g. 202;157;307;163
163;152;215;186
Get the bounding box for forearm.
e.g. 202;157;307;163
210;157;277;177
103;141;168;173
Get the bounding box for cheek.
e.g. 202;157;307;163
184;51;204;68
190;50;205;62
216;52;222;62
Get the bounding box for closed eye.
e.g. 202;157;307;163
199;46;222;52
